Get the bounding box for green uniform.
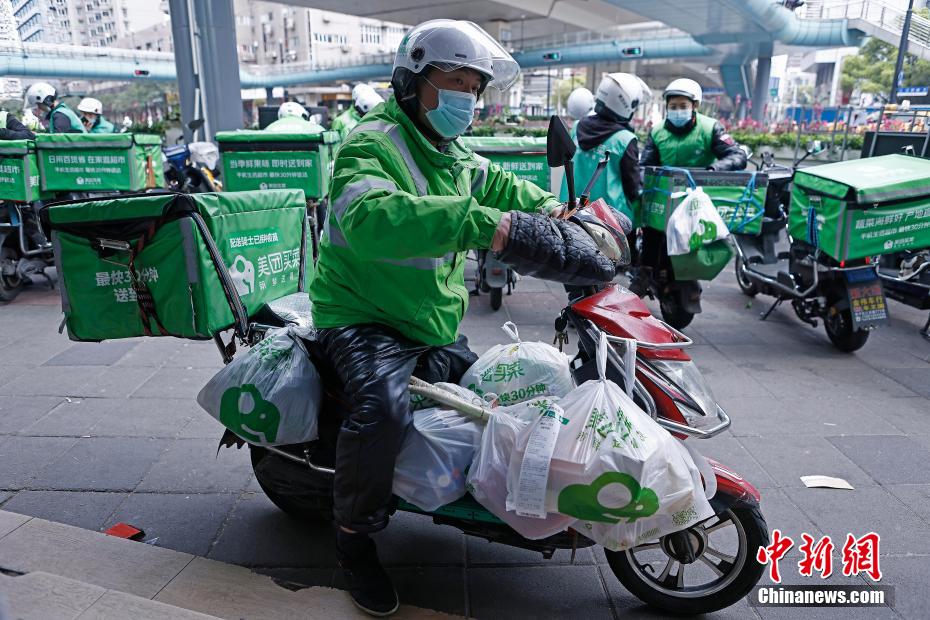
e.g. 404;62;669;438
559;124;637;222
309;95;560;345
265;116;325;133
89;115;116;133
331;107;361;140
649;112;716;168
48;103;85;134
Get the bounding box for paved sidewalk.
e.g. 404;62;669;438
1;267;929;618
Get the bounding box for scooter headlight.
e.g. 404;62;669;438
649;359;718;430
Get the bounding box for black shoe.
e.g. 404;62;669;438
336;530;399;617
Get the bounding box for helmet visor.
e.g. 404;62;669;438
402;20;520;91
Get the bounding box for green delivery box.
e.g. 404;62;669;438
44;189;308;341
789;154;930;261
459;136;549;191
36;133;166;192
642;167;768;235
216;130;339;200
0;140;47;202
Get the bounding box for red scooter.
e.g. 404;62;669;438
234;118;768;615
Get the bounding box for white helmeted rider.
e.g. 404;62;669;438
567;86;595;120
25;82;85;133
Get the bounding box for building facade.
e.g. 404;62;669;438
12;0;131;47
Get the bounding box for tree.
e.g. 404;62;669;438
841;36;930;100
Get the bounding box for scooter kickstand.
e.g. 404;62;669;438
921;313;930;341
760;298;783;321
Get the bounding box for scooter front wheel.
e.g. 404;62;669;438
605;504;767;615
735;259;759;298
659;293;695;329
490;287;503;310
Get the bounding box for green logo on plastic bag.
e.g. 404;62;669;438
557;471;659;524
220;384;281;444
689;219;718;251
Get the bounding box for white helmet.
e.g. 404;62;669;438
351;83;375;103
278;101;309;120
77;97;103;115
594;73;650;122
566;87;594;120
392;20;520;96
663;78;702;105
25;82;57;108
355;89;384;115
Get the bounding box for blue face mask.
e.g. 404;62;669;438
423;79;477;139
667;108;693;128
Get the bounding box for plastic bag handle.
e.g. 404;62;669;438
501;321;521;342
596;332;608;381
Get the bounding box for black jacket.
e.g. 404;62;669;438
0;114;35;141
575;114;642;206
640;117;746;171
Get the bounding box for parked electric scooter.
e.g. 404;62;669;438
733;145;886;351
473;249;516;311
163;121;222;193
870;148;930;339
0;201;54;301
225;117;767;615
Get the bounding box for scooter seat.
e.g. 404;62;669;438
253;292;314;330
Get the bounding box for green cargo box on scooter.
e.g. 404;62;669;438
44;189;309;342
642;167;769;236
459;136;549;191
0;140;52;202
789;154;930;262
35;133;166;192
215;130;339;200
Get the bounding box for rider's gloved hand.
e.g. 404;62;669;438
495;210;617;286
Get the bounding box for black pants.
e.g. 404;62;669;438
318;324;477;533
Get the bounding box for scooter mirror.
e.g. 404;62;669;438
546;115;575;167
187;118;205;131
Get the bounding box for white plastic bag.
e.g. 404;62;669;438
466;398;577;539
666;186;729;256
508;334;714;551
460;322;574;406
393;384;485;511
196;326;321;446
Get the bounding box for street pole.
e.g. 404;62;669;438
889;0;916;105
547;69;552;115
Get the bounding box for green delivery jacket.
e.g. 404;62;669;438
309;96;561;345
331;107;361;140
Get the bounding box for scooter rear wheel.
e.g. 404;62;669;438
824;306;870;352
0;248;25;302
605;504;767;615
250;446;334;522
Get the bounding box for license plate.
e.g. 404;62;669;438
845;267;889;329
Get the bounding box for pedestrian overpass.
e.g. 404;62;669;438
1;0;926;133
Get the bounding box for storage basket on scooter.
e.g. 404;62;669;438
42;189;309;341
215;130;339;200
459;136;550;191
788;154;930;261
35;133;166;192
0;140;52;203
642;167;769;236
